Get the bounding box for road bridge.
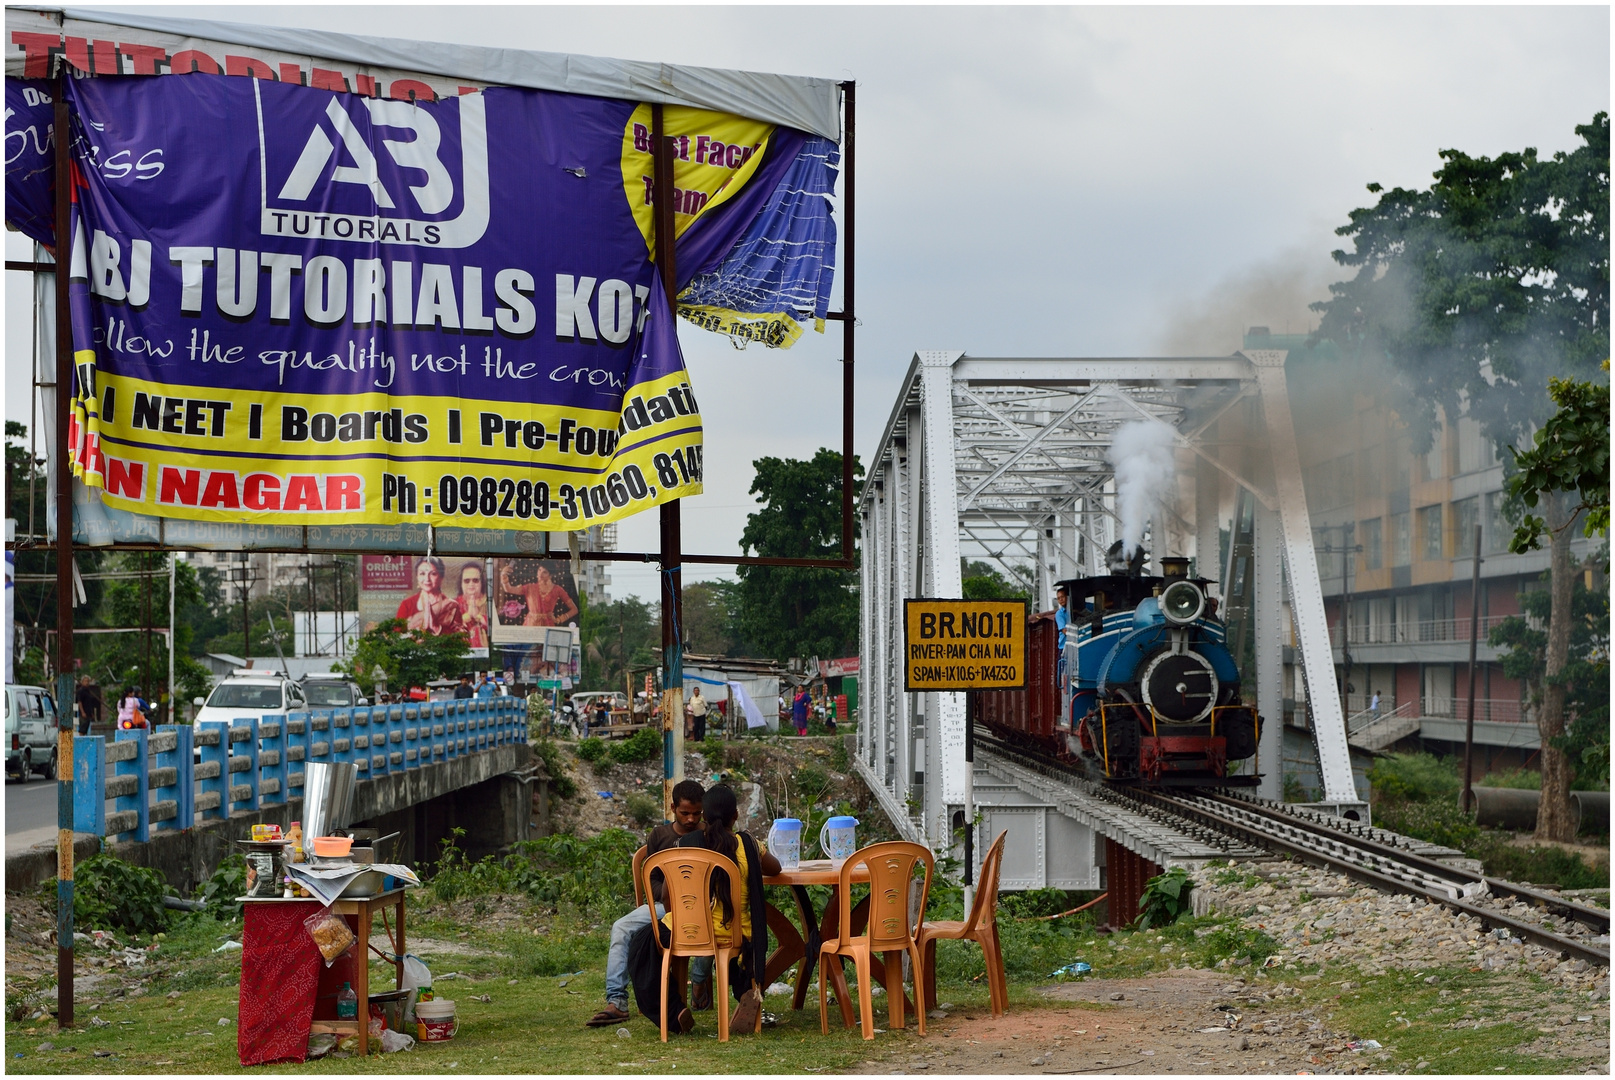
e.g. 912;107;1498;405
4;700;535;893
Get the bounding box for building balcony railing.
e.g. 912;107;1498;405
1419;697;1528;725
1329;614;1521;648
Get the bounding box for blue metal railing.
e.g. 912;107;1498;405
69;698;523;842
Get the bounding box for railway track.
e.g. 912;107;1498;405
976;734;1610;969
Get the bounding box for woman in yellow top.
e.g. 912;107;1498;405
626;785;780;1035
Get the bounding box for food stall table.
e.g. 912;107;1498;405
239;889;406;1063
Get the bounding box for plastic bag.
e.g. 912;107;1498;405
302;905;355;966
400;954;432;1024
380;1029;415;1054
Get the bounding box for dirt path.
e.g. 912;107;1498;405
840;971;1379;1075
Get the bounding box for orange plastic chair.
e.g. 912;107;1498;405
641;847;743;1042
818;841;934;1040
631;845;648;908
917;829;1008;1015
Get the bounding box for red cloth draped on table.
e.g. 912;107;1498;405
239;900;323;1065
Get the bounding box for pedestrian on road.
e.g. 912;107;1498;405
688;686;709;743
526;685;547;735
792;687;809;736
453;674;475;700
76;675;102;734
1369;690;1381;718
476;672;498;699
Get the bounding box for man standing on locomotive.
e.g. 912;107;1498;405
1054;584;1069;650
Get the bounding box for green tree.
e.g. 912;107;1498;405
4;422;105;664
682;580;739;655
960;559;1032;602
86;553;213;718
1489;569;1610;791
579;596;659;692
1507;370;1610;553
335;618;470;697
735;449;862;662
1313;112;1610;840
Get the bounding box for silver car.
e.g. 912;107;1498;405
5;684;60;781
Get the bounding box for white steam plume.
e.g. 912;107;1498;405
1107;419;1178;559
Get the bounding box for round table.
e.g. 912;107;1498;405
762;859;871;1021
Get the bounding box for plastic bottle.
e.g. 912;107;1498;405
337;982;358;1019
286;821;305;863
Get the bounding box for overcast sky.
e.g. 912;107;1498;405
6;4;1608;602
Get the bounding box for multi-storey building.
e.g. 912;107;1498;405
1269;328;1598;776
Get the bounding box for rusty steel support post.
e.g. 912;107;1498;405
840;81;856;561
652;104;684;816
52;72;77;1030
1103;838;1161;928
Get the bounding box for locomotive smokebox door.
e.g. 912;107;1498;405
1139;649;1218;723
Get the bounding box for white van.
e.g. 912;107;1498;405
5;684;60;781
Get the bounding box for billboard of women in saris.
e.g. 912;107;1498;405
358;554;492;658
493;559;582;683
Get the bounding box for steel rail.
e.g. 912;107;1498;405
972;733;1609;967
1198;790;1612;933
1127;787;1610;969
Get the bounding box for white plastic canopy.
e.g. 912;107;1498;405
6;5;843;139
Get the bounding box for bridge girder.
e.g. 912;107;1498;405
854;351;1364;855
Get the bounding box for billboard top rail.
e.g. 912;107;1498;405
9;5;844;140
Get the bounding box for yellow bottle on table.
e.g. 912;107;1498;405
286;821;305;863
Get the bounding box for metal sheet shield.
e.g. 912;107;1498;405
903;599;1029;691
52;72;808;532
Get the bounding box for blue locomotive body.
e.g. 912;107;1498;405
975;554;1261;787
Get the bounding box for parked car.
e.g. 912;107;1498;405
568;691;629;717
5;683;60;781
192;671;304;760
298;673;368;709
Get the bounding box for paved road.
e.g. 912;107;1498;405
5;764;113;855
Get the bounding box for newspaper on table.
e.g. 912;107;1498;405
287;863;422;906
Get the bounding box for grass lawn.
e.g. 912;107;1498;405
7;891;1013;1074
8;883;1603;1073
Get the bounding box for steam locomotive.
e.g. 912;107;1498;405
972;548;1262;787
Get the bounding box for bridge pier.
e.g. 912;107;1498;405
364;770;538;868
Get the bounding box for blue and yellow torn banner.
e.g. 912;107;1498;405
19;70;838;532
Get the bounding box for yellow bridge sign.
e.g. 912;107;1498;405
903;599;1029;691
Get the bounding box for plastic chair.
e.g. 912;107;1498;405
818;841;933;1039
631;845;648;908
641;847;743;1042
918;829;1008;1015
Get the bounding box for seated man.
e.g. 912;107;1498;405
626;784;781;1034
586;779;707;1027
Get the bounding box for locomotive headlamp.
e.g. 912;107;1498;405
1160;580;1205;625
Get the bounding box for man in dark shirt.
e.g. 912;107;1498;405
587;778;706;1026
76;676;103;734
452;674;474;700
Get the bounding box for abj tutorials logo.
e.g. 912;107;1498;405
254;80;489;249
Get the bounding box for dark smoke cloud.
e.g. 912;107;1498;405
1154;244;1339;356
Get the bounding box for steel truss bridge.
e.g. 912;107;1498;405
853;349;1363;860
